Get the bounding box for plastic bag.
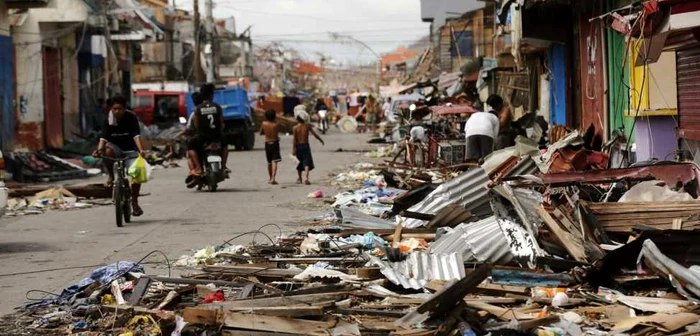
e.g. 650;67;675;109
127;156;149;184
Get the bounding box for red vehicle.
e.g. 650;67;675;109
132;90;188;126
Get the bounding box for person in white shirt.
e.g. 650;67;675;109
382;97;392;117
464;94;503;160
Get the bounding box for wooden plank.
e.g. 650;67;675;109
337;308;406;318
465;301;537;321
150;276;251;287
205;292;348;308
355;267;382;280
227;305;325;317
128;277;151;306
477;283;529;295
396;264;491;328
221;312;337;336
552;208;581;236
222;331;300;336
183;307;220;324
203;265;302;278
392;222;403;245
596;210;700;220
537;207;588;262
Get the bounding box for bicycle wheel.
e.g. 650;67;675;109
114;181;123;227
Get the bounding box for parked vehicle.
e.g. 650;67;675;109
187;87;255;151
192;143;226;192
132;90;188;127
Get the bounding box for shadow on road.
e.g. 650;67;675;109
0;242;60;254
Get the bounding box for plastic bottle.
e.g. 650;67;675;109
458;322;477;336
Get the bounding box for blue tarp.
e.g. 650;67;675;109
57;261;143;302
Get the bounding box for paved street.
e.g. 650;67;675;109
0;131;373;314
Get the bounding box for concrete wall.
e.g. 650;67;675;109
635;116;677;162
61;33;80;141
12;0;89;150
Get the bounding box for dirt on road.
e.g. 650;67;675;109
0;132;377;314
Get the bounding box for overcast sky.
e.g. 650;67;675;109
176;0;430;65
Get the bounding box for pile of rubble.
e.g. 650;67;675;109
4;131;700;335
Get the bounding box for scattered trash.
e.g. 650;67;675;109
6;128;700;336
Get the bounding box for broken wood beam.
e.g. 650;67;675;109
202;265;302;278
396;264;491;328
537;207;589;262
336;308;406;318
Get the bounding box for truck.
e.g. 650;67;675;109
186;86;255;151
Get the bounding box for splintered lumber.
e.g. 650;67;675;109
465;301;537;321
185;308;337;335
221;312;338;336
396;264;491;328
202;265;302;278
537;207;588;262
582;201;700;232
225;305;325;317
392;222;403;244
205;292;348;308
337;308;406;318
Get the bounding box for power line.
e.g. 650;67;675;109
214;4;418;23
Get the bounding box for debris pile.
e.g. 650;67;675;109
5;130;700;335
3;184;112;216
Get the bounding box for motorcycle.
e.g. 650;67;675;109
318;110;328;134
194;143;226;192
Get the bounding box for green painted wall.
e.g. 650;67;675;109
606;0;635;142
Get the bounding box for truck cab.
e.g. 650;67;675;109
132;90;188;128
187;86;255;150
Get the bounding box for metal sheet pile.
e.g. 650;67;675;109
4;133;700;335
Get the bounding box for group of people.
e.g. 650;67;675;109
259;105;324;185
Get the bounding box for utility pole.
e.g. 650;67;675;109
102;0;115;97
193;0;203;83
204;0;215;83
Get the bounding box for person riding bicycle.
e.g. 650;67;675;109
92;95;146;217
186;83;229;178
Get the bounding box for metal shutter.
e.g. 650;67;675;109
677;46;700;140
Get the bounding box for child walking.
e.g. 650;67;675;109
292;108;324;185
260;110;283;184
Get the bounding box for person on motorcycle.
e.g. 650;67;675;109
93;95;146;216
186;83;229;179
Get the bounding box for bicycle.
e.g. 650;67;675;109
108;157;131;227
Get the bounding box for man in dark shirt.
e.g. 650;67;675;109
93;95;146;216
186;83;228;177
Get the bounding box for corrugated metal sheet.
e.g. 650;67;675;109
401;167;491;228
430;216;513;264
0;35;14;151
503;156;539;179
639;239;700;303
337;208;396;229
677;46;700;140
370;252;465;290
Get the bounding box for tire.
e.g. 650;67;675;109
123;201;131;223
243;130;255;150
114;183;123;227
208;174;218;192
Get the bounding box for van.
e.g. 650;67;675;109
132;91;187;127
